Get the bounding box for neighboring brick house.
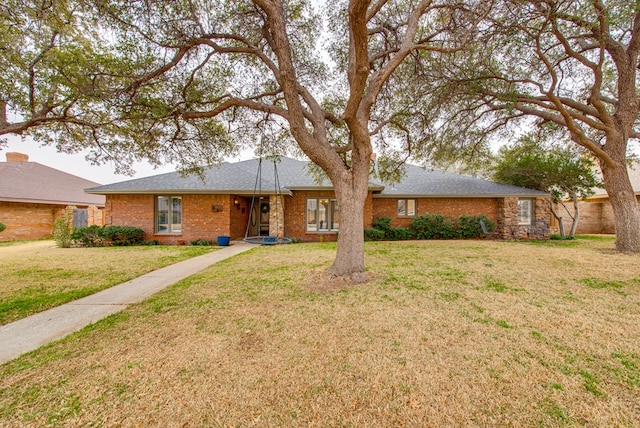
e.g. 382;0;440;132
0;152;105;241
86;157;550;244
562;164;640;234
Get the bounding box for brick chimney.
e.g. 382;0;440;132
5;152;29;162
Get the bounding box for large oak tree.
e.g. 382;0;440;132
415;0;640;253
1;0;484;280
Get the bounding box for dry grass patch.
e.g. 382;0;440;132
0;240;216;324
0;238;639;426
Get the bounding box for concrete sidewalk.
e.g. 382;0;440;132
0;242;255;364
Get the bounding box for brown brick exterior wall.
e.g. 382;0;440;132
230;196;251;239
283;190;374;242
104;194;154;232
372;197;499;228
104;194;245;245
560;195;639;234
576;201;608;234
0;201;103;241
0;201;62;241
101;192;552;245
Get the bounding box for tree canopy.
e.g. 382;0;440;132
2;0;638;262
415;0;640;251
493;137;601;237
1;0;491;279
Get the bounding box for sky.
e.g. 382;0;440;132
3;135;175;184
2;134;255;185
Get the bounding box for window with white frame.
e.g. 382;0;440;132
518;199;533;225
306;198;339;232
156;196;182;233
397;199;417;217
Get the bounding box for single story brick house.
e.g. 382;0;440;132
85;157;550;244
0;152;105;241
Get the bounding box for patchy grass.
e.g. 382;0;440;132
1;236;639;426
0;241;216;325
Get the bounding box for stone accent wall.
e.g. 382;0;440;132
532;197;551;239
372;197;499;228
497;197;518;238
269;195;285;237
0;201;102;241
498;197;551;240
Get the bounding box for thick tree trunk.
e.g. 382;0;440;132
326;152;371;282
601;162;640;253
328;181;368;282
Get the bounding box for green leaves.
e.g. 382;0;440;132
492;137;601;204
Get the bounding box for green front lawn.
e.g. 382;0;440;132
0;241;216;325
1;236;638;426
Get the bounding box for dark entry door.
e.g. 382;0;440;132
247;200;270;236
259;201;270;234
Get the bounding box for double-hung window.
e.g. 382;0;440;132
397;199;417;217
517;199;533;225
156;196;182;233
306;198;339;232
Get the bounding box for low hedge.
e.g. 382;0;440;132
71;225;145;247
371;217;414;240
365;214;496;241
191;239;214;246
410;213;456;240
364;227;386;241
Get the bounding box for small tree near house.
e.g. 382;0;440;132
493;139;600;238
52;212;74;248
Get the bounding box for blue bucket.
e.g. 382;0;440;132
217;236;231;246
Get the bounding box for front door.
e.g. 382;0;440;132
259;201;270;235
247;199;270;236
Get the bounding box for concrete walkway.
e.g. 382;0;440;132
0;242;255;364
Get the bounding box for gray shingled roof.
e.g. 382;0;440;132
86;157;548;198
0;161;105;206
375;163;549;197
86;157;332;195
